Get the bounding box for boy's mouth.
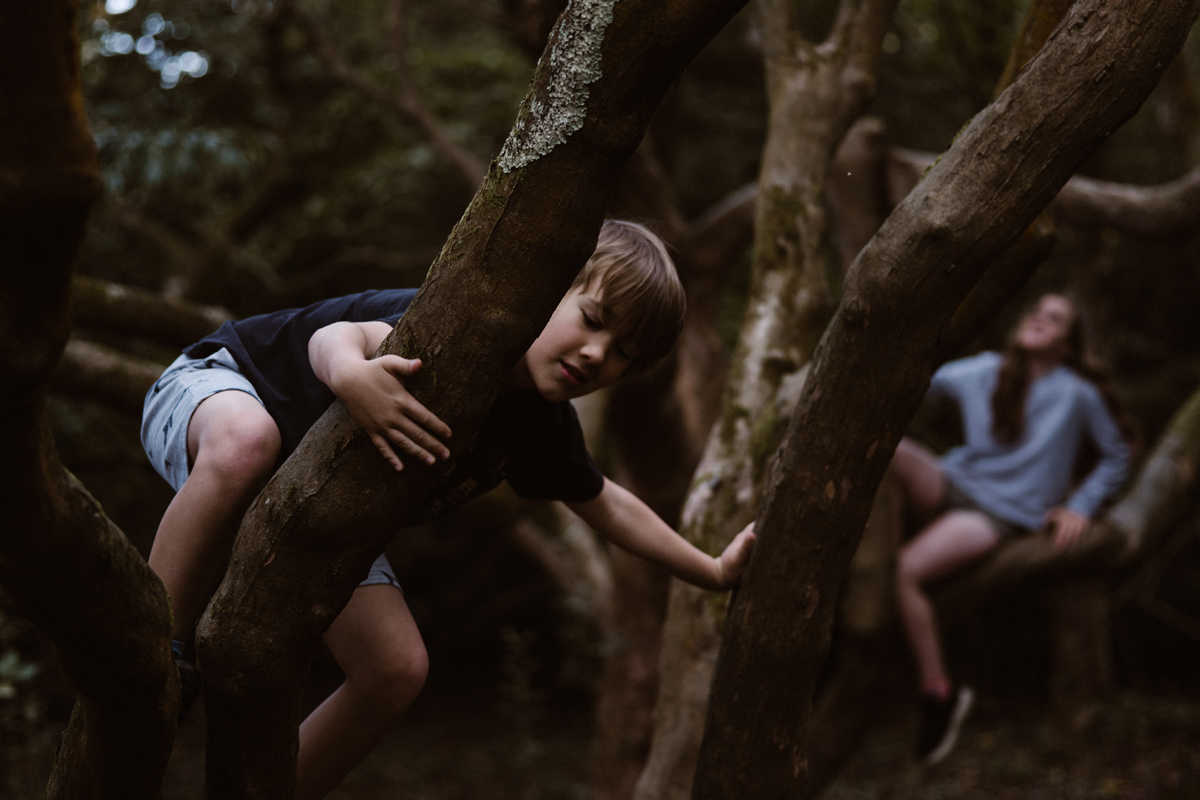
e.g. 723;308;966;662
560;361;585;386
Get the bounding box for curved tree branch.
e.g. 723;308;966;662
1053;164;1200;238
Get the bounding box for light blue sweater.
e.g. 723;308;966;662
930;352;1130;530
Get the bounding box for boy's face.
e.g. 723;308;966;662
516;282;640;402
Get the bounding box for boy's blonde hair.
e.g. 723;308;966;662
572;220;686;374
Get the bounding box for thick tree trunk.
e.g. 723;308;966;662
693;2;1200;797
632;3;897;799
0;2;180;798
194;1;754;796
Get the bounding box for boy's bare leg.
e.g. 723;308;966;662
895;510;1001;692
148;390;280;640
297;584;428;800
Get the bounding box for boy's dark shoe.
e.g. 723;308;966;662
915;685;974;765
176;657;201;724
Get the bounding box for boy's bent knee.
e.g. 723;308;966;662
355;646;428;713
191;403;280;490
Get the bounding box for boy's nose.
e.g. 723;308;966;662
580;336;610;363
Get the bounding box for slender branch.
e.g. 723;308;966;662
891;146;1200;241
1053;165;1200;238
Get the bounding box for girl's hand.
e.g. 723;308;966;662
715;522;757;589
1044;507;1088;550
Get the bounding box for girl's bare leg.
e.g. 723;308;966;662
296;584;428;800
891;437;948;531
896;510;1002;693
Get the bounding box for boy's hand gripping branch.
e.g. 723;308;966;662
309;320;452;471
715;522;756;590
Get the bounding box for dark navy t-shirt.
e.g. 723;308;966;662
184;290;603;520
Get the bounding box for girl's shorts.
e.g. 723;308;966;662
141;348;401;590
941;480;1027;539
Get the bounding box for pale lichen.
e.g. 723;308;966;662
497;0;617;173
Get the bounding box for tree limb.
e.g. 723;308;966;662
637;0;899;797
71;275;232;348
50;338;167;413
1053;165;1200;238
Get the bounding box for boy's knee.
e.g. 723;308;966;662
197;416;280;489
365;645;429;713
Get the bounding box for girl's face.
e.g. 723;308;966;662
1015;294;1075;360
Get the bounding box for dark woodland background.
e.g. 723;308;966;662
4;0;1200;797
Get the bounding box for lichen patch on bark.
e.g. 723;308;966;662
497;0;617;173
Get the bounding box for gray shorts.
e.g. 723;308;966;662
141;348;401;590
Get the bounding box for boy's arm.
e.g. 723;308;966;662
309;320;451;471
565;478;755;591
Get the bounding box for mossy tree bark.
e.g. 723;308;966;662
0;2;180;798
193;0;755;796
692;1;1200;797
631;2;898;798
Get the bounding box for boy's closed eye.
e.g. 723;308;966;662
583;313;602;330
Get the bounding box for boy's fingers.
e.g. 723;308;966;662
393;417;450;460
385;424;446;466
398;398;452;440
378;355;423;376
369;434;405;472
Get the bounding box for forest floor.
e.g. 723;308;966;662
167;683;1200;799
6;683;1199;798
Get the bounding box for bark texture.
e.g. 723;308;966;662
633;2;897;798
193;1;753;796
0;2;179;798
693;2;1200;797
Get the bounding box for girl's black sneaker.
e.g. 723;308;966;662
915;685;974;765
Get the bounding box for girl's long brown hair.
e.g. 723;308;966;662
991;295;1138;454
